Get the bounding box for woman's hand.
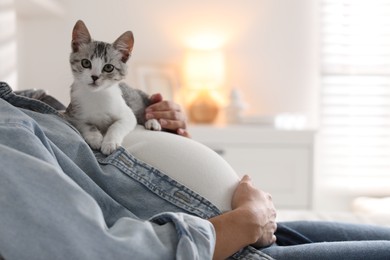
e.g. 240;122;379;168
231;175;277;248
209;175;277;260
146;93;191;138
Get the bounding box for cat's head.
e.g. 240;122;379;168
70;20;134;91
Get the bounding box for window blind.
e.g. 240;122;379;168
320;0;390;177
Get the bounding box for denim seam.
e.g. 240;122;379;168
98;150;274;260
6;94;59;115
0;83;76;129
98;148;222;219
231;246;275;260
0;83;66;119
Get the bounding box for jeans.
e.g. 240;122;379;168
265;221;390;259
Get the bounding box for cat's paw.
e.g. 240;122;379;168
84;132;103;150
100;141;120;155
145;119;162;131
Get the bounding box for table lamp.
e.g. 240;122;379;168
184;49;225;123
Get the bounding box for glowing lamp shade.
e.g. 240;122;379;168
184;50;225;124
184;50;225;90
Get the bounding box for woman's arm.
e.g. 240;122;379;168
210;175;277;259
147;94;278;258
146;93;191;137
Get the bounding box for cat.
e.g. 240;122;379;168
64;20;161;155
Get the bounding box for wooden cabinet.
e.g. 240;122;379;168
189;125;315;209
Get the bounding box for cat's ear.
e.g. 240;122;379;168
72;20;91;52
113;31;134;63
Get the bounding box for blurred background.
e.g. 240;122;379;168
2;0;390;215
2;0;320;124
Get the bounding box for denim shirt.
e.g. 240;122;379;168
0;82;273;260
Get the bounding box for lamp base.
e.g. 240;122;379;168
188;90;219;124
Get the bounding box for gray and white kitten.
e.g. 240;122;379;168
65;20;161;155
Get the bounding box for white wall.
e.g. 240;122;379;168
15;0;320;127
0;0;17;89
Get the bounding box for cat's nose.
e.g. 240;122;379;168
91;75;99;82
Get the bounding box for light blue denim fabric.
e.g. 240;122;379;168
3;82;390;260
0;82;273;260
264;221;390;260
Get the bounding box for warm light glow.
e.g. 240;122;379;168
184;50;225;90
185;32;226;50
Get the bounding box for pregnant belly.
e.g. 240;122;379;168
122;126;240;212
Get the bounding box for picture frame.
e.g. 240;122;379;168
134;64;180;102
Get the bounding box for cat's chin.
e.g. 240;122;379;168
82;84;101;92
88;83;101;89
86;83;113;92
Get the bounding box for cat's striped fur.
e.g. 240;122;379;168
65;20;161;155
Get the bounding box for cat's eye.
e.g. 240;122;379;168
81;59;91;69
103;64;114;73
